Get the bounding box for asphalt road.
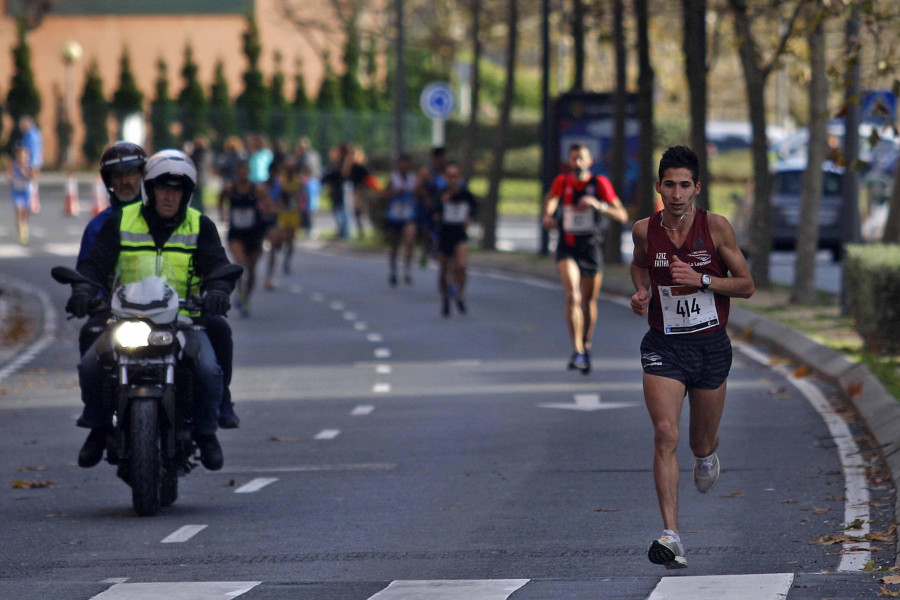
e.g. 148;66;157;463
0;187;892;599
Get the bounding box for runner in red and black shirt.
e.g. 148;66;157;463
630;145;754;570
542;144;628;374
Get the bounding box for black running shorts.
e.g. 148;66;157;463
556;236;603;277
640;328;733;390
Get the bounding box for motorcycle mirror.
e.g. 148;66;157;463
50;266;103;289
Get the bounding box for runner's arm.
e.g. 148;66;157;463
630;219;652;316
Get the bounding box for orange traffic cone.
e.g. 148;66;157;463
92;175;109;216
63;173;81;216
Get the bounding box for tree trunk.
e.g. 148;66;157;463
462;0;482;181
730;0;772;288
883;162;900;243
482;0;518;251
635;0;656;219
792;11;827;304
682;0;709;207
605;0;627;265
572;0;585;91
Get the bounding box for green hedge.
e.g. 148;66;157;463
844;244;900;353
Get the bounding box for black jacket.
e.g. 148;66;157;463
78;204;234;296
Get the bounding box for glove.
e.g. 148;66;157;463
202;290;231;316
65;289;92;319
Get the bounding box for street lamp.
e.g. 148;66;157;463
61;40;82;169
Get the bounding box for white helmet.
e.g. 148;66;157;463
143;150;197;214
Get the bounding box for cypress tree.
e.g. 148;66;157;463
236;9;268;132
79;59;108;164
316;52;342;110
177;43;207;142
292;57;310;110
209;59;237;148
6;18;41;147
339;26;365;110
364;37;386;111
111;46;144;138
150;58;176;152
268;51;290;140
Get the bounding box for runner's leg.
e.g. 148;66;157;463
580;272;603;352
644;373;688;532
557;259;585;355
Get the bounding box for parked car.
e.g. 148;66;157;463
770;159;847;262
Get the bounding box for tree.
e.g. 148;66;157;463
292;57;311;110
6;18;41;144
178;43;207;142
482;0;518;251
209;59;238;146
606;0;627;265
236;9;269;132
572;0;586;90
728;0;803;288
150;58;176;152
316;52;342;110
111;46;144;138
269;51;290;140
80;59;108;164
682;0;709;202
462;0;483;180
363;37;385;110
634;0;656;220
339;18;366;109
791;7;828;304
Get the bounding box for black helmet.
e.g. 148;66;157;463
143;150;198;217
100;141;147;206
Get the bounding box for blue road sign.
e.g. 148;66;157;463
860;90;896;126
420;82;455;119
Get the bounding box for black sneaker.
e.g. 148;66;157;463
194;433;224;471
441;297;450;317
78;428;108;468
389;274;398;287
456;300;467;315
404;274;412;285
567;353;588;372
583;350;591;375
218;402;240;429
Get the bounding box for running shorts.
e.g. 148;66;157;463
228;228;266;254
438;231;468;257
639;327;732;390
556;237;603;277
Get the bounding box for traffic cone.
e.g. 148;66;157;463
63;173;81;216
92;175;109;216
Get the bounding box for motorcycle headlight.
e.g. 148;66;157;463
148;330;174;346
114;321;152;349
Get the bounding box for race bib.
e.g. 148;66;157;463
562;205;595;234
231;207;257;229
388;199;414;221
443;202;470;224
658;285;719;335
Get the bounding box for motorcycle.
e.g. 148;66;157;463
52;263;242;516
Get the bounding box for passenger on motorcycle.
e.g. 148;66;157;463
67;150;235;471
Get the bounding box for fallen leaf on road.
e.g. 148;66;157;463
878;585;900;597
881;575;900;585
812;507;829;514
720;490;744;498
810;534;856;545
18;466;47;472
11;480;53;489
868;532;893;542
846;381;864;399
793;365;809;377
267;436;304;442
593;508;620;513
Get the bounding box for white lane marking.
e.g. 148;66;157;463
0;244;29;258
101;578;129;585
538;393;640;411
329;301;345;310
0;274;58;383
646;573;794;600
737;342;871;572
311;293;325;302
376;364;392;374
44;242;81;256
315;429;341;440
234;477;279;494
289;284;303;293
375;348;392;359
351;405;375;416
368;579;529;600
220;463;396;474
90;581;261;599
355;321;369;331
343;311;358;320
161;525;208;543
373;382;391;393
367;333;384;342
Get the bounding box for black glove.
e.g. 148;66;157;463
65;288;93;319
202;290;231;316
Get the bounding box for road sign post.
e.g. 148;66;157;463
420;82;455;148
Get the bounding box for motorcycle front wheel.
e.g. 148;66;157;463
130;400;161;516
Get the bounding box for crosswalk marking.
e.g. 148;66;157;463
234;477;278;493
315;429;341;440
90;581;260;599
368;579;529;600
161;525;208;543
646;573;794;600
351;404;375;415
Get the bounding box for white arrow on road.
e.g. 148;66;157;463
538;393;640;411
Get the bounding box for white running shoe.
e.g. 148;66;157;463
648;530;687;569
694;452;720;493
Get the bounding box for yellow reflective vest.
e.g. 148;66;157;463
116;202;201;305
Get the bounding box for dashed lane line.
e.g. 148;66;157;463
368;579;529;600
90;581;260;599
314;429;341;440
351;405;375;415
234;477;279;493
161;525;208;543
646;572;794;600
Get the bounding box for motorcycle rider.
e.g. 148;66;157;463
76;142;240;429
67;150;234;471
